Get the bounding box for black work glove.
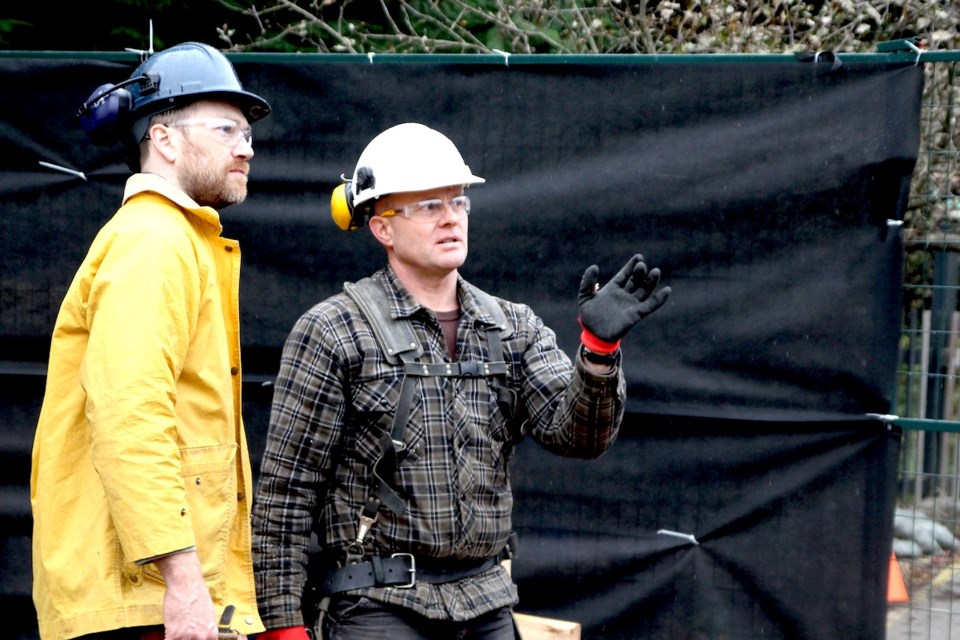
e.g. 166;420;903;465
578;254;672;350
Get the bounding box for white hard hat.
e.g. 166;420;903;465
351;122;485;207
331;122;485;231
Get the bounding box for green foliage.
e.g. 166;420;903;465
0;1;243;52
3;1;956;55
211;1;958;55
0;19;29;42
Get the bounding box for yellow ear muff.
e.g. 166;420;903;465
331;182;355;231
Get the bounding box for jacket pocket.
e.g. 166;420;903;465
142;442;238;583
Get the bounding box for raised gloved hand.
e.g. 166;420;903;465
578;254;672;354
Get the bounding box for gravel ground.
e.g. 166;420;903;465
886;555;960;640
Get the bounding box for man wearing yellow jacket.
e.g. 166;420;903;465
31;42;270;640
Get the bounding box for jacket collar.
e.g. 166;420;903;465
379;267;501;329
122;173;223;232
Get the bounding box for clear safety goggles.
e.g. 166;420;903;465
168;117;253;147
381;195;471;223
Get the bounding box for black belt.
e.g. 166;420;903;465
321;554;500;594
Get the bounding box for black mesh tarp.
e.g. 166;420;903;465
510;414;900;639
0;52;921;638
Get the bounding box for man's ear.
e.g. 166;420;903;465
144;122;178;163
368;215;394;248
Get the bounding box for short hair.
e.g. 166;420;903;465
133;103;199;170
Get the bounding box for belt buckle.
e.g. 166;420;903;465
391;552;416;588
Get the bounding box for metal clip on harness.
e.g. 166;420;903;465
346;495;381;565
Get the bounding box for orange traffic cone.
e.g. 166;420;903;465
888;552;909;603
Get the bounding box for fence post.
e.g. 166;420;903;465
923;249;960;494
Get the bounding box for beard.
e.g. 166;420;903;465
178;143;249;209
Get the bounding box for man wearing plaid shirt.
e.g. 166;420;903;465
252;123;671;640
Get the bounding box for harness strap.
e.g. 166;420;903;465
342;275;517;526
343;276;510;365
401;360;509;378
377;346;508;515
344;279;422;365
371;432;406;515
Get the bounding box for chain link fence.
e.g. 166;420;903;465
891;51;960;639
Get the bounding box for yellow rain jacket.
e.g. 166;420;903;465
31;173;263;638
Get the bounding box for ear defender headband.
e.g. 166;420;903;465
330;166;376;231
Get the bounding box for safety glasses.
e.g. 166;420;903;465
381;195;471;222
168;117;253;147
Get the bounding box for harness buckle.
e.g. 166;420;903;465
460;360;481;377
391;553;416;588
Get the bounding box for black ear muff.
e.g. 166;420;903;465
76;74;154;146
77;83;133;145
331;181;357;231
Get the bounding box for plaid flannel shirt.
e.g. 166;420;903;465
253;267;625;629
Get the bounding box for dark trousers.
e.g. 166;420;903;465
322;596;517;640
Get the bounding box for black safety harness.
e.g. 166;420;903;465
307;276;522;609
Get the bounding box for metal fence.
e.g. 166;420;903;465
889;50;960;639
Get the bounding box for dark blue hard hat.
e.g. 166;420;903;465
78;41;270;146
127;42;270;141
